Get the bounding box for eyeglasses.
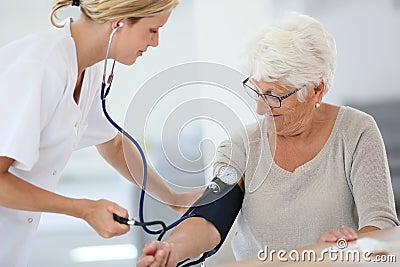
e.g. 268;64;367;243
242;77;301;108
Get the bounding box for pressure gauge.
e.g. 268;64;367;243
217;165;239;185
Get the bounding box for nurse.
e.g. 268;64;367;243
0;0;195;266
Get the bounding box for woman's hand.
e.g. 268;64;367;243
137;241;179;267
168;188;204;215
317;226;358;243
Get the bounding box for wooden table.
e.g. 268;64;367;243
215;227;400;266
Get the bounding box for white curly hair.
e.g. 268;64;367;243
246;12;337;101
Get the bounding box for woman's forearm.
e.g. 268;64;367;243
358;226;380;234
166;217;221;262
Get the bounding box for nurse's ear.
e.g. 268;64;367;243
111;20;124;30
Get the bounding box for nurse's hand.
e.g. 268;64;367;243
78;199;130;238
137;241;178;267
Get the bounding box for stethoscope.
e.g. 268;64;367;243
100;22;210;266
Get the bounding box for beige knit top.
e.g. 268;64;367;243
213;106;399;260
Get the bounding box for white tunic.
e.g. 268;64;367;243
0;20;117;266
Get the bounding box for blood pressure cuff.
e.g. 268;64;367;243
182;182;244;253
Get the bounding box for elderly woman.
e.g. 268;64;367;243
137;12;399;266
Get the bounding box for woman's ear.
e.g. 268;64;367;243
314;79;325;102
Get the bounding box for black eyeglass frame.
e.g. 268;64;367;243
242;77;301;108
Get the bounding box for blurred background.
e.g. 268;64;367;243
1;0;399;266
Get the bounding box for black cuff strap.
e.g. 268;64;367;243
183;182;244;253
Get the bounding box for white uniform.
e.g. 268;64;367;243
0;20;117;266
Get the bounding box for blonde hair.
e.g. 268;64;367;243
51;0;179;27
246;12;337;101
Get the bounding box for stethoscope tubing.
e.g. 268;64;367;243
100;26;209;264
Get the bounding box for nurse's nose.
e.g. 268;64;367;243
149;32;159;47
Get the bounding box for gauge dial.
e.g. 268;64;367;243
217;166;238;185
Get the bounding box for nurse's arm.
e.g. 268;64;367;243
0;156;129;238
96;132;201;212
